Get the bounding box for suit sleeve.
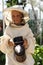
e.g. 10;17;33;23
0;34;11;54
25;24;36;54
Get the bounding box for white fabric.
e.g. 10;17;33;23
0;23;36;65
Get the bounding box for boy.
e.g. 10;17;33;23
0;5;36;65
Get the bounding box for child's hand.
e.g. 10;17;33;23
8;39;15;47
23;39;28;49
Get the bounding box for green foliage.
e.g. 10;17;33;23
36;36;40;45
0;51;5;65
33;44;43;65
6;0;17;7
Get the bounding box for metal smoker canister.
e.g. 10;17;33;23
14;45;26;62
13;36;24;45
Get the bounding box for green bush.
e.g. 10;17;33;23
0;51;5;65
33;44;43;65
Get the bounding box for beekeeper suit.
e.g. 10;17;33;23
0;5;36;65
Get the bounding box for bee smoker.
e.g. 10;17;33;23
13;36;26;62
14;45;26;62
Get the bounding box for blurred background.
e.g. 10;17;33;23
0;0;43;65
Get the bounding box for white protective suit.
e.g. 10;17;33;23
0;23;36;65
